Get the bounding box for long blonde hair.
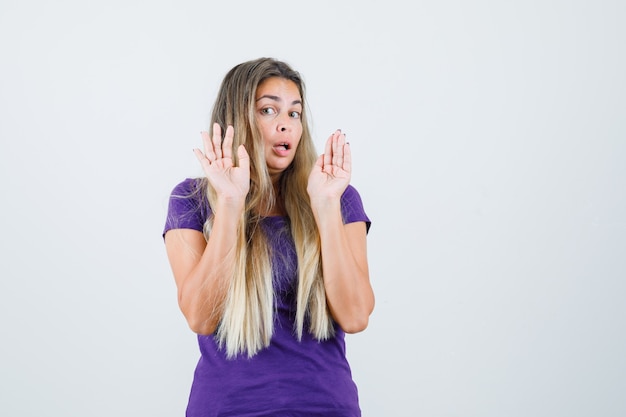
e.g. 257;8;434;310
200;58;333;357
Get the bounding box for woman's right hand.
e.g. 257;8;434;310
193;123;250;207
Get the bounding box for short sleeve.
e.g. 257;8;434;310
340;185;371;233
163;178;212;238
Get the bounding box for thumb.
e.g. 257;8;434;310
237;144;250;171
314;153;324;169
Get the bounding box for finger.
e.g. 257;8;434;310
323;133;333;172
237;144;250;172
193;148;212;172
222;125;234;161
212;123;223;159
343;141;352;173
309;154;324;179
201;131;216;162
314;153;324;169
333;132;345;168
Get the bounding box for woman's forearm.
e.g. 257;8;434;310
166;200;244;334
312;200;374;333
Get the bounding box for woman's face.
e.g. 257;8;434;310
254;77;303;180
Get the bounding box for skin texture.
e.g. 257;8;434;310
255;77;303;185
164;76;374;335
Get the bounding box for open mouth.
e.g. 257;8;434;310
275;143;290;150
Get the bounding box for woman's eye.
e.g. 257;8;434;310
289;111;301;119
261;107;276;115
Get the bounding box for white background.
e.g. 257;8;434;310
1;0;625;416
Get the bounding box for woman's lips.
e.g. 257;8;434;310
272;143;290;156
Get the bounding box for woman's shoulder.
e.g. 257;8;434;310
341;184;362;200
340;184;371;231
170;177;204;197
341;184;369;209
163;177;210;236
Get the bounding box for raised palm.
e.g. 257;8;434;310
193;123;250;204
307;130;351;203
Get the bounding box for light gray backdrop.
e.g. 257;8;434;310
1;0;624;416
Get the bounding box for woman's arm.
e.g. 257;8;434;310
308;130;374;333
313;206;374;333
164;201;243;335
165;124;249;335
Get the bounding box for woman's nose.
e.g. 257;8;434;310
277;118;290;132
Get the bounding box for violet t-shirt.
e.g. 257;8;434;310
163;178;371;417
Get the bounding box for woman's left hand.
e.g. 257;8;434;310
307;130;374;333
307;129;351;204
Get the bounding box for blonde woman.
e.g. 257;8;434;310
163;57;374;416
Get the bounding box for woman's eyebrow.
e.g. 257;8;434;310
256;95;302;106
